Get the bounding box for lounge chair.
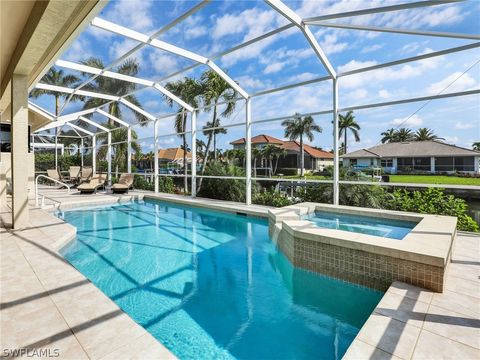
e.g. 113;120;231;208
68;166;81;185
46;169;70;188
112;173;134;194
79;166;93;184
46;169;61;182
77;174;106;194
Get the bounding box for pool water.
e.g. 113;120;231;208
307;211;417;240
59;200;383;360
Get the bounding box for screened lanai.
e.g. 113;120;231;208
31;0;480;205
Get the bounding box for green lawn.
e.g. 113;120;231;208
389;175;480;186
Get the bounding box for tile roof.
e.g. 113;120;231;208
158;147;191;161
230;134;284;145
282;141;334;159
341;141;480;158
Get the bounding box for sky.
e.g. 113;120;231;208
31;0;480;153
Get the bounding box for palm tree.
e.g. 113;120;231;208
164;77;203;191
473;142;480;151
282;113;322;176
262;144;286;176
380;128;397;144
203;119;227;160
394;128;415;142
30;67;81;116
338;111;360;153
30;68;82;168
94;124;141;174
80;57;148;125
196;139;207;160
414;127;444;141
198;70;238;191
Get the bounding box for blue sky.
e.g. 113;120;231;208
32;0;480;153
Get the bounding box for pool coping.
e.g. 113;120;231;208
269;202;456;268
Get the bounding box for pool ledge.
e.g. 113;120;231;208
269;203;457;292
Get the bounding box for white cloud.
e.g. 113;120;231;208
264;62;285;74
390;114;423;127
319;33;348;55
212;7;283;40
63;38;93;62
378;89;391;99
105;0;154;33
149;52;179;76
236;75;265;90
455;121;476;130
444;135;460;144
427;72;477;94
345;88;368;101
361;44;383;54
286;72;317;83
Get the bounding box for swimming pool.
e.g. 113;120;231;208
306;211;417;240
58;200;382;359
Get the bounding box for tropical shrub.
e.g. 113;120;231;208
385;188;478;232
252;188;293;207
197;161;245;202
35;153;81;172
299;183;391;209
132;175;174;193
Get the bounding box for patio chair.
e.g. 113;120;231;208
68;166;81;185
111;173;134;194
79;166;93;184
77;174;106;194
46;169;61;182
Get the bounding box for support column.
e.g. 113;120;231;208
80;138;84;167
245;98;252;205
54;130;58;169
430;156;435;174
154;119;159;193
107;131;112;185
127;127;132;173
191;111;197;197
92;135;96;174
332;78;340;205
11;74;29;228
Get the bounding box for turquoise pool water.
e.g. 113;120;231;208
59;200;383;360
307;211;417;240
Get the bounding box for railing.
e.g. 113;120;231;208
35;175;71;207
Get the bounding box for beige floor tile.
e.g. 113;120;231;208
375;291;429;328
343;339;401;360
446;262;480;282
412;330;480;360
357;313;421;359
431;290;480;318
387;281;433;304
422;305;480;349
445;275;480;299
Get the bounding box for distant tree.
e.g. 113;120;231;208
394;128;415;142
473;142;480;151
164;77;203;191
338;111;360;154
262;144;287;176
198;70;238;192
80;57;148;125
30;67;81;116
380;128;397;143
282;113;322;176
381;127;416;143
414;128;445;141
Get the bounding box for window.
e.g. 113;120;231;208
381;159;393;167
350;159;357;166
0;123;31;152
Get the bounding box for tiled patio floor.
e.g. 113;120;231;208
344;232;480;360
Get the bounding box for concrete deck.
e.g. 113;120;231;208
1;189;479;359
